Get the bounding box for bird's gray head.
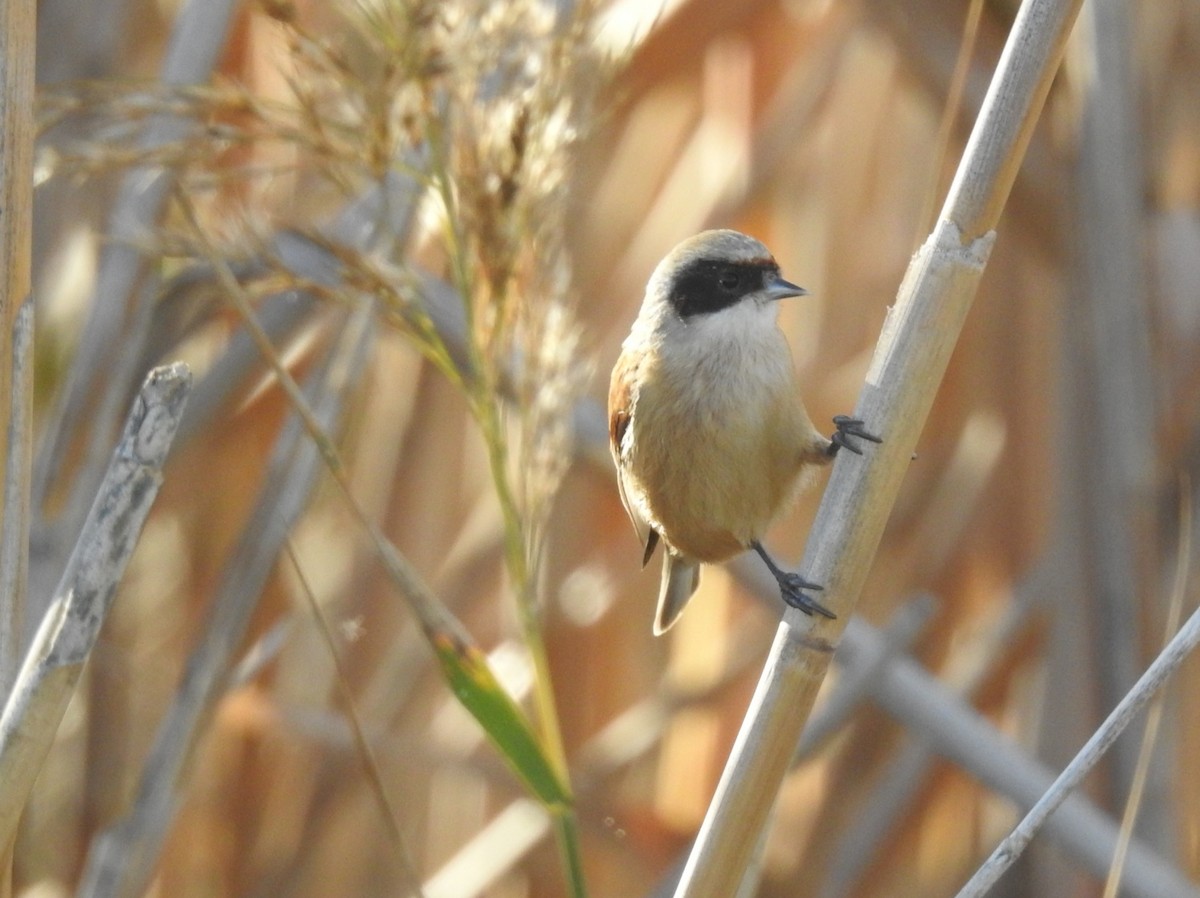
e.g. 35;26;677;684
647;230;807;320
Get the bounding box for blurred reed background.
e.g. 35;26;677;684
12;0;1200;896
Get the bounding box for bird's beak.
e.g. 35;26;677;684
763;272;809;301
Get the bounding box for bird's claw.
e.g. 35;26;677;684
828;415;883;457
779;573;837;619
750;540;838;620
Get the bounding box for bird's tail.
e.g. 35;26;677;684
654;553;701;635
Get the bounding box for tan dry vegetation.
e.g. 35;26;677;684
11;0;1200;897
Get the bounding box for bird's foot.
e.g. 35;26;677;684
750;540;837;619
827;415;883;457
778;572;837;619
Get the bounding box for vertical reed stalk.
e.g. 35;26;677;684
0;0;34;700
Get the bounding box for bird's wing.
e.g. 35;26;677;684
609;351;659;566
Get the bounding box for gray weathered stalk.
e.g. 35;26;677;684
0;364;192;849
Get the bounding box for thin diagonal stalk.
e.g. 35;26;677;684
957;601;1200;896
690;555;1200;898
847;609;1199;898
282;537;424;894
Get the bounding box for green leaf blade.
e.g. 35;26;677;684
431;631;572;810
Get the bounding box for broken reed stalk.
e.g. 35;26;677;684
671;0;1085;895
0;364;192;851
75;318;370;898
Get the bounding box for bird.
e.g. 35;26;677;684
608;229;880;635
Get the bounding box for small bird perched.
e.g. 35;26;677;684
608;230;880;635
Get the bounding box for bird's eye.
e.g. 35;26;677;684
717;270;741;291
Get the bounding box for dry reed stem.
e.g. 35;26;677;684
844;608;1199;898
0;0;35;698
956;606;1200;896
672;0;1084;895
76;315;371;898
0;364;192;850
731;596;939;897
718;556;1199;898
861;0;1065;256
1070;0;1157;796
0;303;32;698
792;594;937;759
